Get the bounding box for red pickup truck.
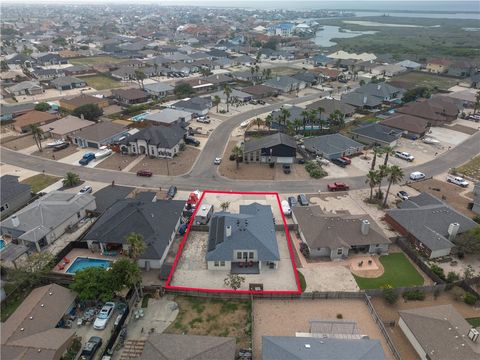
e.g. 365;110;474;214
327;182;350;191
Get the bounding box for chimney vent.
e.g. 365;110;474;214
226;225;232;237
361;220;370;236
448;222;460;241
11;215;20;227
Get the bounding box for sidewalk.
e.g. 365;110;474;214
123;155;146;172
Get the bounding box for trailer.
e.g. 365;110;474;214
194;204;214;225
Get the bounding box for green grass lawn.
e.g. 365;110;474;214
467;317;480;327
21;174;61;193
457;155;480;181
69;56;124;66
353;253;424;289
82;75;124;90
390;72;459;91
297;270;307;292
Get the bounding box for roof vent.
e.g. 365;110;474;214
11;215;20;227
40;304;44;307
20;328;24;331
304;344;311;349
29;316;33;320
49;292;53;296
38;349;41;353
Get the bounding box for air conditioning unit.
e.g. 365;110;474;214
468;328;479;343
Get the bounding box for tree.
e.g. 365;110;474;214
63;172;81;187
370;146;382;170
174;83;194;97
316;107;325;131
262;38;278;50
280;107;291;133
223;84;232;112
134;70;146;89
474;91;480;114
464;264;476;280
383;288;399;304
365;170;381;202
30;124;44;152
382;145;395;166
110;258;141;291
328;110;345;131
231;145;243;169
265;114;272;131
359;79;366;86
34;102;51;111
72;104;103;121
70;267;115;302
0;60;9;72
376;164;388;199
446;271;460;283
10;252;54;288
126;232;146;260
53;36;68;47
224;273;245;290
220;201;230;212
383;165;404;208
293;119;302;134
254;117;263;130
453;226;480;255
265;68;272;80
213;95;221;113
301;110;309;134
402;87;432;103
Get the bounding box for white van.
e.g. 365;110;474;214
410;171;426;181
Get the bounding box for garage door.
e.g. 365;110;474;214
276;157;293;164
87;141;99;148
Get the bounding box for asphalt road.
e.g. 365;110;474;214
2;95;479;194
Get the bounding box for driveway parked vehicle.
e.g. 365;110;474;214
297;193;309;206
397;190;409;200
79;153;95;166
78;185;93;195
167;185;177;199
331;158;347;168
340;156;351;165
53;143;69;152
93;302;115;330
185;136;200;147
196;116;210;123
446;174;469;187
214;157;222;165
288;196;298;208
282;164;291;174
327;182;349;192
80;336;102;360
136;170;153;177
281;200;291;216
410;171;426;181
395;151;415;162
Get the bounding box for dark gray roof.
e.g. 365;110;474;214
271;106;306;125
353;82;403;98
83;198;184;260
93;185;133;214
303;134;363;156
351;123;403;143
0;175;31;204
74;122;127;142
341;92;383;108
206;203;280;262
262;336;387;360
51;76;85;87
124;123;186;148
244;133;296;153
305;98;355;116
387;193;478;251
173;97;212;112
264;76;302;90
144;82;174;93
1;103;35;117
139;334;236;360
292;71;316;84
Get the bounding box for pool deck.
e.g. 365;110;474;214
52;248;118;274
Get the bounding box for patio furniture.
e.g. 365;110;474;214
238;262;244;268
63;257;71;264
58;263;65;270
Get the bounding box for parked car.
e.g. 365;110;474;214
281;200;291;216
297;193;309;206
282;164;291;174
395;151;415;162
52;142;69;152
331;158;347;168
185;136;200;147
214;157;222;165
249;100;258;105
446;174;469;187
79;153;95;166
167;185;177;199
196;116;210;124
327;182;350;192
80;336;102;360
340;156;351;165
178;223;188;235
409;171;426;181
93;302;115;330
397;191;409;200
78;185;93;195
136;169;153;177
297;158;305;164
288;196;298;208
257;100;266;105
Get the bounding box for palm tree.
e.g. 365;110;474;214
301;110;309;134
370;146;383;170
383;165;404;208
308;109;318;135
365;170;381;202
377;164;388;199
30;124;44;152
293;119;302;134
254;117;263;130
280;107;291;133
223;84;232;112
382;145;395;166
220;201;230;212
286;122;296;136
265;114;273;131
474;91;480;114
265;68;272;80
316;106;325;128
134;70;146;89
126;232;146;260
231;145;243;169
213;95;221;113
63;172;80;187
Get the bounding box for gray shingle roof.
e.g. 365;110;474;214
173;97;212;112
305;98;355;116
206;203;280;262
341;92;383;108
244;133;296;153
51;76;85;87
351;123;403;143
0;175;31;204
124;123;186;148
303;134;363;156
354;83;403;99
262;336;387;360
83;198;184;260
144;82;174;93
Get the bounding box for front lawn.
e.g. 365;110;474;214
353;253;424;289
21;174;60;193
165;296;251;350
82;75;124;90
457;155;480;181
467;317;480;327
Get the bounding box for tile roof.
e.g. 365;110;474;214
244;132;296;153
13;110;58;129
124;123;186;148
380;114;430;135
74;122;126;142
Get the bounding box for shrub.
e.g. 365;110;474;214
430;264;446;281
383;288;399;305
336;313;343;319
402;289;425;301
451;286;466;301
304;160;327;179
433;288;441;299
464;292;477;305
299;243;310;258
229;154;235;161
297;270;307;292
446;271;459;283
473;215;480;224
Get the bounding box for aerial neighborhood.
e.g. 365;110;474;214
1;2;480;360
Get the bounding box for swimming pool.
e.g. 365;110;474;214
66;257;112;274
130;112;150;122
0;239;5;251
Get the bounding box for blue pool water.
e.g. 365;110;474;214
130;112;150;122
66;257;112;274
0;239;5;251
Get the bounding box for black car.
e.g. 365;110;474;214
288;196;298;207
297;193;309;206
331;158;347;168
184;136;200;147
80;336;102;360
52;142;69;152
282;164;291;174
167;185;177;199
297;158;305;164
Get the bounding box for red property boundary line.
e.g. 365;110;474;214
165;190;301;294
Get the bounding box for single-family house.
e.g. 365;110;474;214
311;54;334;67
309;67;344;81
0;103;36;122
5;54;34;69
34;53;68;66
292;71;317;86
63;64;95;76
385;193;478;259
51;76;86;91
210;88;252;103
293;206;390;260
39;115;95;141
173;97;212;115
12;110;58;133
352;83;404;103
270;105;314;132
380;114;430;139
206;203;280;273
0;175;31;219
120;123;186;158
6;81;43;96
267;23;295;37
469;73;480;89
73;122;128;148
303;134;364;160
341;92;384;109
447;60;474;77
32;68;64;81
143;108;192;127
396;97;459;126
59;94;109;111
426;58;452;74
372;63;407;77
350;123;403;147
395;60;422;70
144;82;174;98
0;284;77;360
0;191;96;252
263;76;306;93
111;88;150;106
305;98;355;120
83;194;184;269
110;67;137;81
243;133;297;164
241;84;280;99
399;305;480;360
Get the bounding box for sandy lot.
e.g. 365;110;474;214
95;152;139;171
253;299;394;360
130;147;200;176
32;144;78;160
2;134;37;150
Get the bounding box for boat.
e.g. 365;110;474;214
240;120;251;128
94;148;112;159
46;139;65;148
422;137;440;145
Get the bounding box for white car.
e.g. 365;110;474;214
93;302;115;330
410;171;426;181
196;116;210;123
395;151;414;162
78;185;93;194
281;200;292;216
397;191;409;200
446;175;469;187
214;157;222;165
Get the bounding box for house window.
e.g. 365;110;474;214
5;203;8;209
243;252;248;259
337;248;343;255
220;261;225;266
214;261;219;267
249;252;254;259
0;206;4;212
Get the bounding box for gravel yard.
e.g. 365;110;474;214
129;147;200;176
32;144;78;160
95;152;138;171
2;134;36;150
